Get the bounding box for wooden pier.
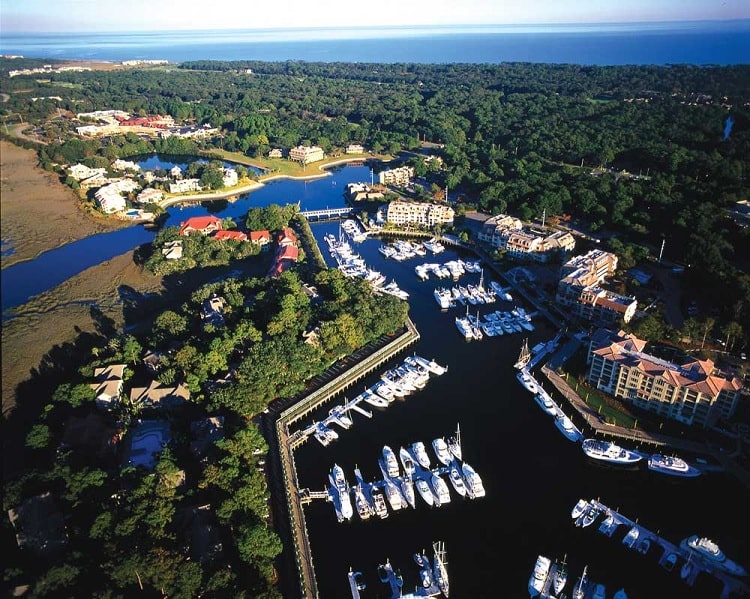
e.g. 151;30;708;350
577;498;750;599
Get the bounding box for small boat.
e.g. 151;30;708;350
412;354;447;376
400;476;416;509
361;387;389;408
411;441;431;469
622;526;640;549
461;462;485;498
592;583;606;599
528;555;551;598
353;484;374;521
415;478;435;506
533;390;558;416
555;412;583;442
430;472;451;506
680;535;748;576
597;511;620;537
448;466;467;497
432;437;453;466
371;486;389;519
399;446;416;477
571;499;589;519
432;540;449;598
613;589;628;599
573;565;588;599
552;555;568;596
516;368;539;393
582;438;643;465
446;423;462;461
648;453;702;478
372;381;396;402
382;445;400;478
579;503;600;528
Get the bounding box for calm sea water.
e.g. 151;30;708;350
2;22;749;65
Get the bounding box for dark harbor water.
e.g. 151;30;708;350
2;22;749;65
294;221;750;599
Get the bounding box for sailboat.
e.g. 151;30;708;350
515;338;531;369
432;540;449;597
552;554;568;596
446;423;462;461
573;565;588;599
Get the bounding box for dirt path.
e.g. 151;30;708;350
0;140;129;269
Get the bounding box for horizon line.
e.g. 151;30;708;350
3;18;749;36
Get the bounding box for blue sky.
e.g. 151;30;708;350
2;0;748;32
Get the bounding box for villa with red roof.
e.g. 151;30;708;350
179;215;223;236
275;227;297;246
213;230;248;242
249;230;272;249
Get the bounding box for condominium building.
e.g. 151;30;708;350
94;179;139;213
288;145;325;164
384;201;454;227
477;213;575;262
587;329;743;428
378;166;415;186
556;250;636;324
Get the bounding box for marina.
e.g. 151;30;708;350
314;435;486;522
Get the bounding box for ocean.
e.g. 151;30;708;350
2;21;750;65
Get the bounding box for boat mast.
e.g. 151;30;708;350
514;338;531;370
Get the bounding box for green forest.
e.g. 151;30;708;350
1;58;749;597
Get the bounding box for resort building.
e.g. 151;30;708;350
587;329;744;428
556;250;637;325
129;381;190;410
90;364;126;409
169;178;202;193
268;148;283;159
288;145;325;165
136;188;164;205
346;182;384;203
249;230;272;249
179;215;223;236
94;179;139;214
213;230;248;242
222;168;238;187
67;164;107;181
378;166;414;186
345;144;365;154
383;201;454;227
477;214;575;262
111;159;140;172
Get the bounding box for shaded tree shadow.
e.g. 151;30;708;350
89;304;117;338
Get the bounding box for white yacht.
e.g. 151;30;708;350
432;437;453;466
571;498;589;519
411;354;447;376
371;486;389;519
434;287;453;309
622;526;640;549
517;369;539;393
533;390;558;416
330;464;353;521
448;466;467;497
372;381;396;402
399;446;416;477
680;535;748;576
528;555;551;598
400;476;416;509
430;472;451;506
582;439;643;465
555;412;583;442
461;462;485;498
647;454;702;478
411;441;431;469
455;315;474;340
446;424;462;461
415;477;435;506
382;445;400;478
353;484;374;521
381;470;406;511
360;387;389;408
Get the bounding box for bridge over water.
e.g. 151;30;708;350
301;207;354;221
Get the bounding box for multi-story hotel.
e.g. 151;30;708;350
556;250;637;324
288;145;325;165
378;166;415;186
586;329;743;428
384;201;454;227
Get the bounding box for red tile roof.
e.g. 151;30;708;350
249;230;272;242
213;230;248;242
179;215;223;236
277;244;299;261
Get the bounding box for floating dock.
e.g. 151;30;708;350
572;498;750;598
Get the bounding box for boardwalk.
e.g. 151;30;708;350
270;318;421;599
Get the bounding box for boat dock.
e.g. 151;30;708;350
573;498;750;598
348;543;447;599
292;354;447;449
